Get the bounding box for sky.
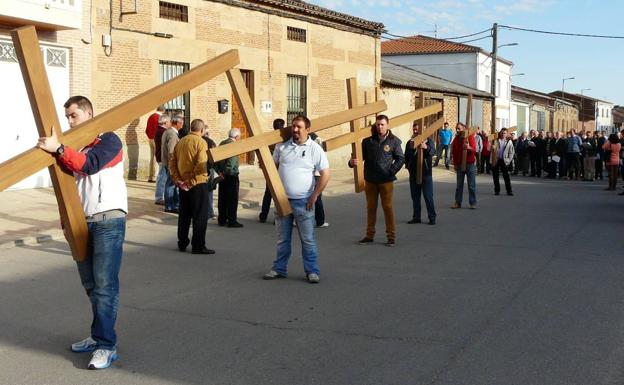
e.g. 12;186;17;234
309;0;624;105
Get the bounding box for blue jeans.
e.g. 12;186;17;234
272;198;319;276
454;163;477;206
409;174;436;221
155;163;167;201
435;144;450;167
77;216;126;350
163;166;179;211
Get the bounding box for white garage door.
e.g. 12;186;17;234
0;39;70;190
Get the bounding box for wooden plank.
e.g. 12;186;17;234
416;92;425;185
346;78;365;193
461;94;473;172
390;102;442;128
0;44;240;191
12;26;89;261
323;102;443;152
410;117;444;148
209;100;387;163
226;69;291;216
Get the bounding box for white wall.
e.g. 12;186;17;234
383;51;512;130
0;39;70;190
382;52;478;88
478;52;512;130
596;102;615;132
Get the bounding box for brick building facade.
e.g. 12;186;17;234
1;0;383;185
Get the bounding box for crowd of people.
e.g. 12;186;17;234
36;97;623;370
468;127;624;193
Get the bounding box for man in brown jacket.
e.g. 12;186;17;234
169;119;215;254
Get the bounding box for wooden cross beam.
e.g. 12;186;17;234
460;94;473;172
346;78;365;193
208;100;387;163
323;101;443;191
226;68;290;216
0;26;240;261
208;99;387;213
415;92;426;185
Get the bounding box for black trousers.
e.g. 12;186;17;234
259;183;272;220
595;158;604;179
218;175;239;225
492;160;512;194
178;183;209;251
530;154;543;176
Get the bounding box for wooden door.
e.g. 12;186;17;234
231;69;254;164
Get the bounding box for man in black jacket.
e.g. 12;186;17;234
405;122;436;225
349;115;404;247
554;131;568;178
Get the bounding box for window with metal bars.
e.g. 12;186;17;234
287;75;307;123
287;26;307;43
160;60;190;128
159;1;188;22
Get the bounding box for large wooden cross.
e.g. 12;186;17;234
323;85;443;191
0;26;241;261
208;97;387;215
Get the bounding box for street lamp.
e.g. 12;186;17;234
580;88;591;131
511;73;525;77
498;43;518;48
561;76;575;97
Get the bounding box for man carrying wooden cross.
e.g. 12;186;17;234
350;114;405;247
405;121;437;225
451;122;478;209
491;127;515;196
37;96;127;370
263;115;330;284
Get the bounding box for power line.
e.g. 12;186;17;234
456;35;491;44
382;27;491;42
499;24;624;39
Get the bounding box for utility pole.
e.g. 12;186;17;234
490;23;497;135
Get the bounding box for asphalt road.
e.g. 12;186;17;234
1;172;623;385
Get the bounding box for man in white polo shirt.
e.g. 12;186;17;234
263;115;330;284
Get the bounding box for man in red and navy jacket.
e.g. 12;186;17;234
145;105;164;182
37;96;127;370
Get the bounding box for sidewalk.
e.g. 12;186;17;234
0;165;453;250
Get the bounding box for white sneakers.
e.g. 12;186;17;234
71;337;118;370
317;222;330;228
88;348;118;370
307;273;320;284
71;336;96;353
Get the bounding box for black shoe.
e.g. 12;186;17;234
507;192;514;196
218;222;226;227
164;208;178;214
445;166;450;170
428;219;436;225
192;248;216;255
407;219;421;224
259;214;267;223
358;237;374;245
618;191;624;196
228;222;244;228
385;239;395;247
494;191;500;196
178;242;189;252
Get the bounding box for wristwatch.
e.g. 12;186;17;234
55;144;65;157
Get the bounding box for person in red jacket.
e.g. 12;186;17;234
451;122;477;209
145;105;165;182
